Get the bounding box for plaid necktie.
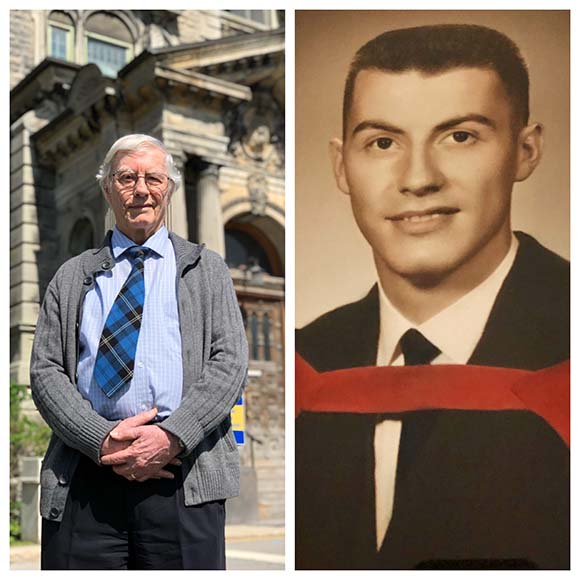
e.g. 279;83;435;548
93;246;151;398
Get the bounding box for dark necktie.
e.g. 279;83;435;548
373;329;441;560
93;246;150;398
400;328;441;366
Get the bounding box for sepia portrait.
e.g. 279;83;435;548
295;10;569;570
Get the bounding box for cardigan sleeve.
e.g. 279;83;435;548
29;265;118;464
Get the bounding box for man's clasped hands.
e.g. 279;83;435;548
100;408;183;483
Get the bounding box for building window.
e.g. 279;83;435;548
262;313;271;361
48;11;74;61
226;10;275;27
84;12;133;77
249;313;259;360
50;26;68;59
86;35;129;76
240;304;247;327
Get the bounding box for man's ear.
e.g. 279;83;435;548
101;181;114;207
514;122;544;182
102;185;111;204
329;138;351;195
167;181;176;200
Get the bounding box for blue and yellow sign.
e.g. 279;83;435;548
231;396;245;445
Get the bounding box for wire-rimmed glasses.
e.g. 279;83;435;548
113;170;172;194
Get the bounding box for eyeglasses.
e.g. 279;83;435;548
113;171;172;193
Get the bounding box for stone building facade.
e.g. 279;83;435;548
10;10;285;522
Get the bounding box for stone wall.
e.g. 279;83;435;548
244;361;285;522
176;10;221;43
10;11;36;89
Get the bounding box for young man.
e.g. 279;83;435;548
296;25;569;570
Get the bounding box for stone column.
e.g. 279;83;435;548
197;164;225;257
10;111;50;386
75;15;86;64
166;151;188;239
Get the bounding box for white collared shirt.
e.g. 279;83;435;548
374;235;519;550
77;226;183;421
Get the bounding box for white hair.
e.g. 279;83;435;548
96;134;182;194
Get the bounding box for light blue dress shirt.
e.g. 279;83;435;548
77;226;183;420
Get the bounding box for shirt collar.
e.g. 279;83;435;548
111;225;169;260
377;234;519;365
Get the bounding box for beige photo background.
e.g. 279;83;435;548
296;10;570;328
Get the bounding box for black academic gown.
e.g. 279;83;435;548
295;232;570;569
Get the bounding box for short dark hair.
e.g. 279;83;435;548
343;24;530;136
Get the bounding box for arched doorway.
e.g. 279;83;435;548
225;215;284;367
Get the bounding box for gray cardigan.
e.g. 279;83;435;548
30;230;248;521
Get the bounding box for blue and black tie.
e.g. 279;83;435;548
93;246;151;398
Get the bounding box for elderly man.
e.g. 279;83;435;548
296;24;569;569
30;134;248;570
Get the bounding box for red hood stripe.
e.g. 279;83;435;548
295;354;570;447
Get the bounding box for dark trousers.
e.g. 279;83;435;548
41;455;226;570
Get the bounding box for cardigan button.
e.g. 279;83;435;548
49;507;60;519
101;260;111;270
83;276;93;285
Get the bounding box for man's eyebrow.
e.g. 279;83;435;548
351;120;405;137
434;114;497;133
350;114;496;138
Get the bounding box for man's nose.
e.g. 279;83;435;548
134;175;149;196
397;146;444;196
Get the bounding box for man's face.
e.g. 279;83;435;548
331;67;542;288
105;146;172;244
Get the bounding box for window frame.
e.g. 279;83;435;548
48;22;75;62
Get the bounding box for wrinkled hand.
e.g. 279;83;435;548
101;410;183;483
101;408;157;459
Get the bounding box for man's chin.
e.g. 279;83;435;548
119;219;163;242
125;212;160;227
402;269;449;289
380;257;456;289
